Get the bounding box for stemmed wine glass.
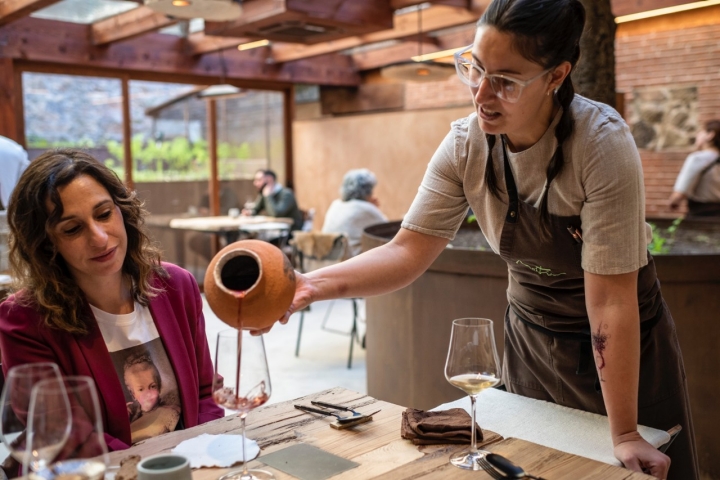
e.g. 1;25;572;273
24;376;109;479
213;329;274;480
444;318;500;470
0;363;64;470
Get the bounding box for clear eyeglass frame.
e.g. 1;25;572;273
453;45;551;103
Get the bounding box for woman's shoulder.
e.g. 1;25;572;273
0;292;42;328
685;149;718;165
154;262;196;290
570;95;627;133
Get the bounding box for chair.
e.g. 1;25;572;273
290;231;362;369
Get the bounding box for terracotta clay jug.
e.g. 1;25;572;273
204;239;296;331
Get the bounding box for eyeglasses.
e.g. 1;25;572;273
453;45;551;103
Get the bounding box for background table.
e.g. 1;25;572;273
107;387;654;480
169;215;293;243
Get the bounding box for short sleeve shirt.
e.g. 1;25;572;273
402;95;650;275
673;150;720;202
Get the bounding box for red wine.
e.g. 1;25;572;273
213;387;269;412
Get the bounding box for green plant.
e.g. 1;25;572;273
648;218;682;255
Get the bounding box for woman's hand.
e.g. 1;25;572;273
613;431;671;479
250;272;316;336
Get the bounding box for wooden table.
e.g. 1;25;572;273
108;388;654;480
169;215;293;243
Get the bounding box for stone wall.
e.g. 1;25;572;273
628;86;698;151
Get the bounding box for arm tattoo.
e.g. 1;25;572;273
591;322;610;382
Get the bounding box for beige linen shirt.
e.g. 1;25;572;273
402;95;650;275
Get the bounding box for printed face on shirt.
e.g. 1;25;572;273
125;363;161;412
48;175;128;287
470;26;565;151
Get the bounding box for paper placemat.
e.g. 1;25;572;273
259;444;359;480
434;387;671;466
171;433;260;468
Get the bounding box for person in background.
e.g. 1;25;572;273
0;149;223;453
669;120;720;217
271;1;697;478
243;169;304;231
322;169;388;257
0;135;29;211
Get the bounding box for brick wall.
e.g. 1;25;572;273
616;18;720;217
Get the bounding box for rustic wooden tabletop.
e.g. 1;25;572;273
108;387;655;480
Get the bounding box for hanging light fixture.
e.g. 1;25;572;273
381;5;455;83
145;0;242;22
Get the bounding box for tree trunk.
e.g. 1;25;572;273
573;0;616;107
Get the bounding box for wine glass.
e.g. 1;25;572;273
444;318;500;470
213;328;273;480
0;363;63;469
24;376;109;479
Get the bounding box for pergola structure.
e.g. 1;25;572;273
0;0;698;214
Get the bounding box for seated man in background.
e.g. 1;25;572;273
322;168;387;257
244;169;304;231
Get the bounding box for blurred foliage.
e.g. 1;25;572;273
103;136;254;181
648;218;682;255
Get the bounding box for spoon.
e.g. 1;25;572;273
486;453;547;480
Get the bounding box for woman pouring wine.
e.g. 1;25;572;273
267;1;698;478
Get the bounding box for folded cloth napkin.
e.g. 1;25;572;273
401;408;483;445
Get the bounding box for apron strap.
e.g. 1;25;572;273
501;136;520;224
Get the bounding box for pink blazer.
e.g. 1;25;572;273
0;263;224;451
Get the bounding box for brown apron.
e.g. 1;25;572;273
495;137;699;479
687;158;720;218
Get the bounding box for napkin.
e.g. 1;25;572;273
171;433;260;468
401;408;483;445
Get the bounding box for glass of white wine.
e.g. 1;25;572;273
444;317;500;470
24;376;109;480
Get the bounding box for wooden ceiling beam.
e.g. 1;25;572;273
0;17;360;87
185;32;253;56
270;5;480;64
91;6;177;46
351;40;438;70
0;0;60;26
351;23;476;71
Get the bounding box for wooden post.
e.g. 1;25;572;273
207;98;220;252
121;76;134;190
0;58;25;145
283;86;295;190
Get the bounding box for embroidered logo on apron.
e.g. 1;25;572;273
515;260;566;277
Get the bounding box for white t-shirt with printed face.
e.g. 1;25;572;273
91;302;182;444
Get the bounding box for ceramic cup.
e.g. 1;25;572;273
228;207;241;218
137;454;192;480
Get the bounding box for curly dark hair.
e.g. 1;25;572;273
7;149;166;334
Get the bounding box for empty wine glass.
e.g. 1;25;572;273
24;376;109;480
0;363;63;469
213;329;273;480
444;318;500;470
